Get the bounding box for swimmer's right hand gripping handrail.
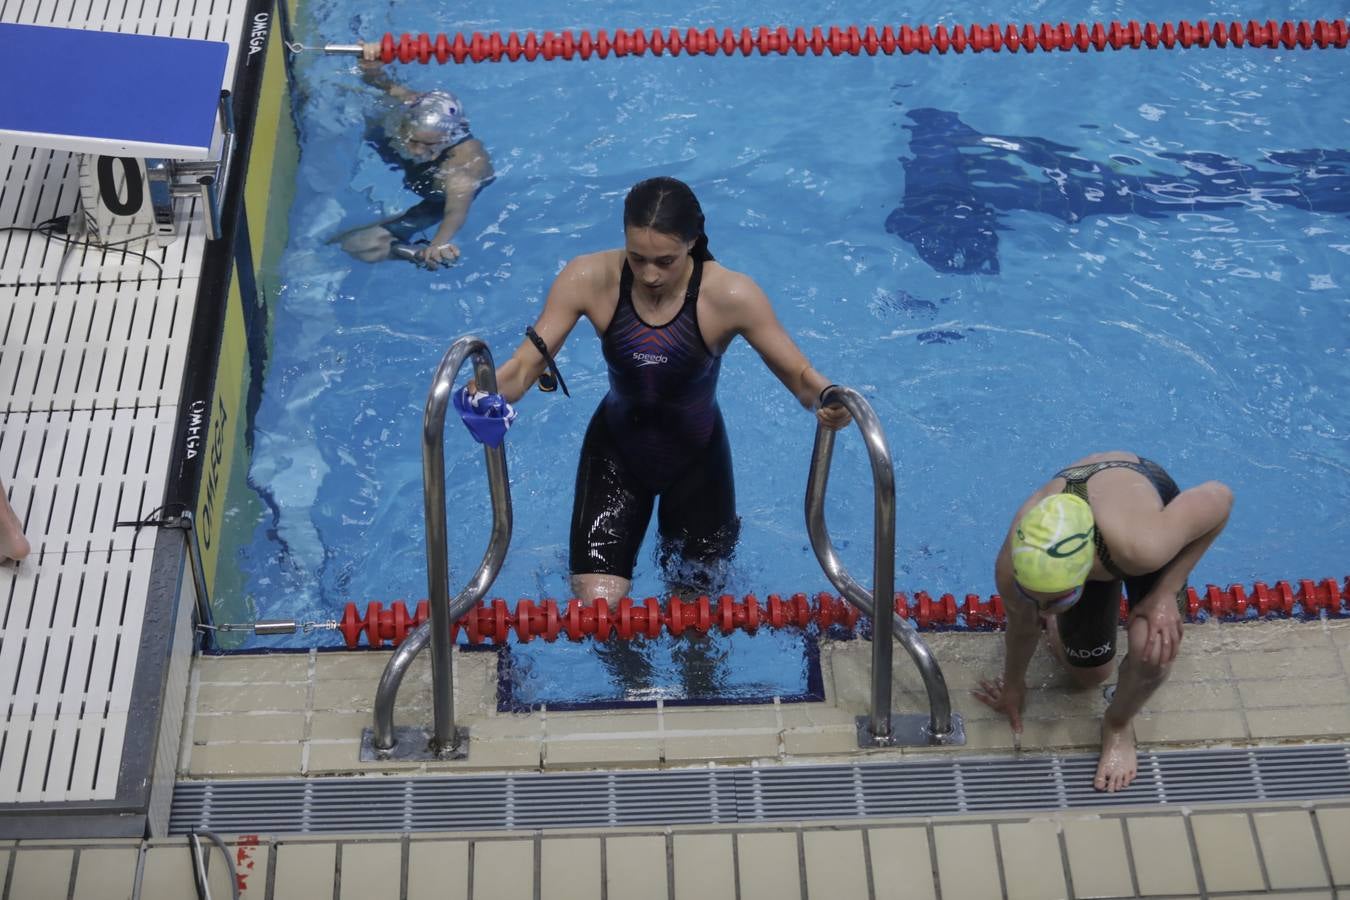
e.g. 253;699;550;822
369;335;512;758
805;385;960;746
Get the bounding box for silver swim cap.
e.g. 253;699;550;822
398;90;470;148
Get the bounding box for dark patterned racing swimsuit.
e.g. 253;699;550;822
570;257;739;582
1052;456;1182;668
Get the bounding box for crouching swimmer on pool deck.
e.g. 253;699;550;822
974;452;1233;792
481;176;850;603
333;43;493;269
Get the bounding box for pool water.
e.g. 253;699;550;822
233;0;1349;705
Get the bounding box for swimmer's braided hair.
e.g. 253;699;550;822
624;176;714;261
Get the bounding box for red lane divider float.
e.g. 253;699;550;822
377;19;1349;64
339;576;1350;648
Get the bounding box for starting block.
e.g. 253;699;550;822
0;22;233;245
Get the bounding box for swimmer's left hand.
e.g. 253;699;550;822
419;242;461;270
1130;592;1183;666
815;404;851;431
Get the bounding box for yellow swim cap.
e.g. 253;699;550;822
1010;494;1096;593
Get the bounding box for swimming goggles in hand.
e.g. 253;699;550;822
525;325;570;397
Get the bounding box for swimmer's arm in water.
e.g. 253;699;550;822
359;42;416;100
420;140;494;269
723;273;850;430
488;255;601;402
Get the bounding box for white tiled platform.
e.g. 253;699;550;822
0;0;246;806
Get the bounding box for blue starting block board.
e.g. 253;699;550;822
0;23;230;159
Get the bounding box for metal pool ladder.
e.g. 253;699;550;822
362;335;513;760
806;385;964;747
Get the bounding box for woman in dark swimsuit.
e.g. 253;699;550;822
975;451;1233;793
488;177;849;603
334;43;493;269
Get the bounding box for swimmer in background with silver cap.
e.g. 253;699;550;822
334;42;493;269
974;452;1232;792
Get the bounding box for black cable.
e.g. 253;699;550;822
0;222;165;276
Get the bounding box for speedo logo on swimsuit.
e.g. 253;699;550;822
632;351;669;367
1066;642;1114;660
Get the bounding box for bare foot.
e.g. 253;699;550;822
1094;719;1138;792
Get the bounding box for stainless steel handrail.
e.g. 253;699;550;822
370;335;513;756
805;385;955;744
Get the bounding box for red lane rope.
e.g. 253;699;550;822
378;19;1348;64
339;576;1350;648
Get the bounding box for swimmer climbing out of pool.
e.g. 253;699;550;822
333;42;493;270
482;176;851;602
974;452;1233;792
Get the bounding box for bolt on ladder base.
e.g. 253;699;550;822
856;713;966;748
361;725;470;761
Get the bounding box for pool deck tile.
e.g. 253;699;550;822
776;700;865;729
229;838;272;900
272;842;336;900
138;841;197;900
195;681;310;713
540;837;601;900
1254;810;1330;890
1238;675;1350;707
672;833;737;900
1315;806;1350;887
407;839;469;900
664;707;779;731
339;841;403;900
1125;814;1200;897
71;848;139;900
736;831;802;900
1228;645;1343;680
309;711;373;740
802;829;870;900
1018;715;1103;750
1061;817;1133;899
1133;708;1248;744
866;826;936;900
998;819;1069;900
305;740;375;774
472;839;535;900
665;731;780;762
446;738;543;770
545;735;661;766
1191;812;1266;893
197;653;310;682
781;723;861;756
1246;705;1350;739
192;712;307;743
545;710;660;737
933;823;1002;900
9;847;75;900
186;742;305;777
605;835;669;900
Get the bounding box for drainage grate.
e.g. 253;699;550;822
170;743;1350;835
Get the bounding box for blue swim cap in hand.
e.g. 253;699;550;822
453;387;517;448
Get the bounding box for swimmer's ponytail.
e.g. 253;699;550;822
692;229;713;262
625;176;714;261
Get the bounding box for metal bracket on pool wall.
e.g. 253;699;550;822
858;713;966;749
362;725;470;761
